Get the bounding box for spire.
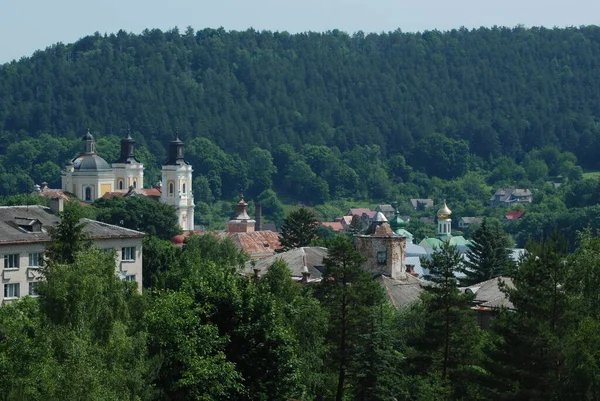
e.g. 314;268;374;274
116;129;138;163
82;129;95;154
232;193;250;220
389;202;406;232
166;133;187;165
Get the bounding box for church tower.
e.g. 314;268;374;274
62;130;114;201
112;132;144;191
160;136;195;231
436;200;452;239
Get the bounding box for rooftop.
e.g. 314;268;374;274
0;205;145;245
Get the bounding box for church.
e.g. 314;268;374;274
61;131;195;231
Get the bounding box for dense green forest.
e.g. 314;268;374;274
3;26;600;244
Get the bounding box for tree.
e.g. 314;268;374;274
407;241;487;399
279;206;319;250
489;235;572;400
45;200;90;265
461;218;515;286
93;196;181;240
316;236;390;401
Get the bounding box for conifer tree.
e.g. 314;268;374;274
45;200;90;265
279;206;319;250
407;242;487;399
461;218;514;286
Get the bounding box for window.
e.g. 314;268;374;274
125;274;136;282
133;180;137;189
377;248;387;265
4;254;20;269
118;180;123;190
28;282;40;297
28;252;43;268
85;187;92;201
121;247;136;261
182;183;186;194
169;183;174;195
4;283;20;299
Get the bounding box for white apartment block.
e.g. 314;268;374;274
0;205;144;304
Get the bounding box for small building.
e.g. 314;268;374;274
243;246;327;282
320;222;344;232
462;277;514;329
0;205;145;304
375;204;396;220
458;217;483;230
490;188;532;207
504;210;525;221
409;198;434;211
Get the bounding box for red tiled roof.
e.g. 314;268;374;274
505;210;525;220
140;187;162;198
102;192;127;199
228;231;281;258
321;222;344;232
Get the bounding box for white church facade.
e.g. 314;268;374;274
61;131;195;231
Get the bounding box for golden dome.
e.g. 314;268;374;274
437;200;452;220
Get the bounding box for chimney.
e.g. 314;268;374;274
255;203;262;231
49;197;64;215
301;265;310;284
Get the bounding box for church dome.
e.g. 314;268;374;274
437;200;452;220
389;214;406;231
72;154;112;171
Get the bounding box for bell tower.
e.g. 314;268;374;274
160;136;195;231
112;131;144;191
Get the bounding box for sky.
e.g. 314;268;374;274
1;0;600;63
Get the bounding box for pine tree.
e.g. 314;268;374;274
45;200;90;265
279;206;319;250
462;218;514;286
407;242;487;399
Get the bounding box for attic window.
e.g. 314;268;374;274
263;242;270;247
14;217;42;233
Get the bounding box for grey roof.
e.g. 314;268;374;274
376;274;426;308
410;198;434;208
461;277;514;309
491;188;532;202
0;205;145;245
72;154;112;171
405;242;427;256
460;217;483;224
373;211;388;222
376;204;395;212
243;246;327;280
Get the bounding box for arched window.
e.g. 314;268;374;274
169;183;174;195
377;245;387;265
182;183;186;194
133;180;137;189
118;180;123;190
85;187;92;201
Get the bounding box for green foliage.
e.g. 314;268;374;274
45;200;91;264
92;196;181;240
462;218;515;285
279;206;319;250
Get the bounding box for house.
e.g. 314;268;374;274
458;217;483;230
462;277;514;329
490;188;532;207
242;246;327;282
409;198;434;211
375;204;396;220
0;205;145;304
504;210;525;221
320;222;344;232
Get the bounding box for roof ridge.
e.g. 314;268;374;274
82;218;146;235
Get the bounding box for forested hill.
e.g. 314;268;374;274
3;26;600;167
